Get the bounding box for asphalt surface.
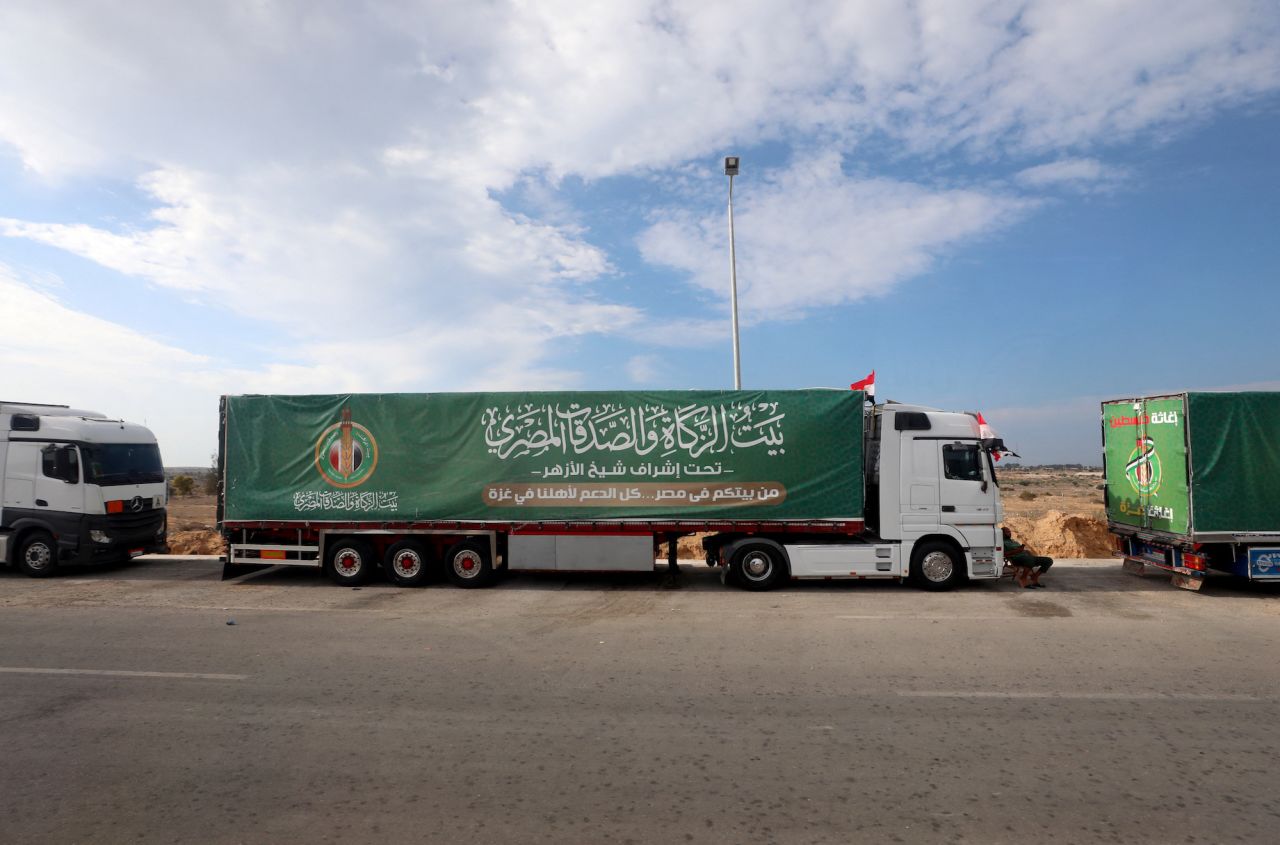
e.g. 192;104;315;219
2;558;1278;844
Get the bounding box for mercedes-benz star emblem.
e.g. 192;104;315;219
130;496;144;512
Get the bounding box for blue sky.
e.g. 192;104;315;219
1;1;1278;465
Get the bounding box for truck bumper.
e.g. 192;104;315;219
66;540;169;565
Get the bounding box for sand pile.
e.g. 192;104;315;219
1004;510;1113;559
167;529;225;556
657;534;710;561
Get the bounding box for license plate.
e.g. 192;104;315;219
129;548;145;558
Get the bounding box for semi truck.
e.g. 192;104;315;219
218;389;1008;590
1;402;168;577
1102;392;1280;590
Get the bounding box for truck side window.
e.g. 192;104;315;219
41;445;58;478
943;444;983;482
39;444;80;483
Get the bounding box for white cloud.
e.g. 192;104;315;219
1016;158;1128;191
3;3;1275;182
640;152;1036;320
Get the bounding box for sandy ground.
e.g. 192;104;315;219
166;468;1112;559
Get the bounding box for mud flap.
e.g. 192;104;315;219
1171;571;1205;591
1122;558;1146;577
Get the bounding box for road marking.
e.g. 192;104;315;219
0;667;247;681
895;690;1263;702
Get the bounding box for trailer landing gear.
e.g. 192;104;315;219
660;532;682;589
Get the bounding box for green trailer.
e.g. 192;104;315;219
219;389;872;588
217;389;1008;592
1102;392;1280;589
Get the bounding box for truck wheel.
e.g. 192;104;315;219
731;543;786;591
910;541;964;591
17;531;59;578
445;539;495;588
325;538;375;587
385;539;433;587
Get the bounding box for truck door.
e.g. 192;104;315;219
938;441;998;550
35;444;85;515
900;437;941;531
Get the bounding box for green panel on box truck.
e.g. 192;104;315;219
223;389;864;523
1104;392;1280;537
1103;396;1190;536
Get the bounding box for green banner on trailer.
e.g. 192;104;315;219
222;390;865;523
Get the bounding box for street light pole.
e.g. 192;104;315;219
724;156;741;390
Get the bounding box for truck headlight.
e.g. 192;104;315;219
90;530;111;544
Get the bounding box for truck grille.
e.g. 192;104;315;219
105;510;166;543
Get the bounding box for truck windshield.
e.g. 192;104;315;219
83;443;164;486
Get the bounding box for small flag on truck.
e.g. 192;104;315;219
974;412;1018;460
850;370;875;397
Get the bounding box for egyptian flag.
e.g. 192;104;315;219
975;412;1013;460
850;370;875;398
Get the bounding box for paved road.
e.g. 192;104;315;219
1;559;1278;844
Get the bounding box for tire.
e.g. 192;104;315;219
384;539;433;587
910;541;965;591
324;538;375;587
730;543;786;591
444;538;495;588
17;531;59;578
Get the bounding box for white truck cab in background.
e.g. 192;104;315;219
1;402;167;577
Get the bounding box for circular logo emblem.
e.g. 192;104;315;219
1255;553;1278;575
315;412;378;488
1124;436;1162;496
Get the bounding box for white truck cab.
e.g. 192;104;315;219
713;401;1005;590
867;403;1004;582
1;402;167;577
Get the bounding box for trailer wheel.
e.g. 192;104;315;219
17;531;59;578
325;538;375;587
910;541;964;591
385;539;433;588
445;538;495;588
730;543;786;591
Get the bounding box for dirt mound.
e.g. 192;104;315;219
657;533;710;561
167;529;225;556
1004;510;1112;559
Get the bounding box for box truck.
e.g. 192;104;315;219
1;402;167;577
1102;392;1280;590
218;390;1007;590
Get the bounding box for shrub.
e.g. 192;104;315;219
171;474;195;496
1019;491;1037;501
